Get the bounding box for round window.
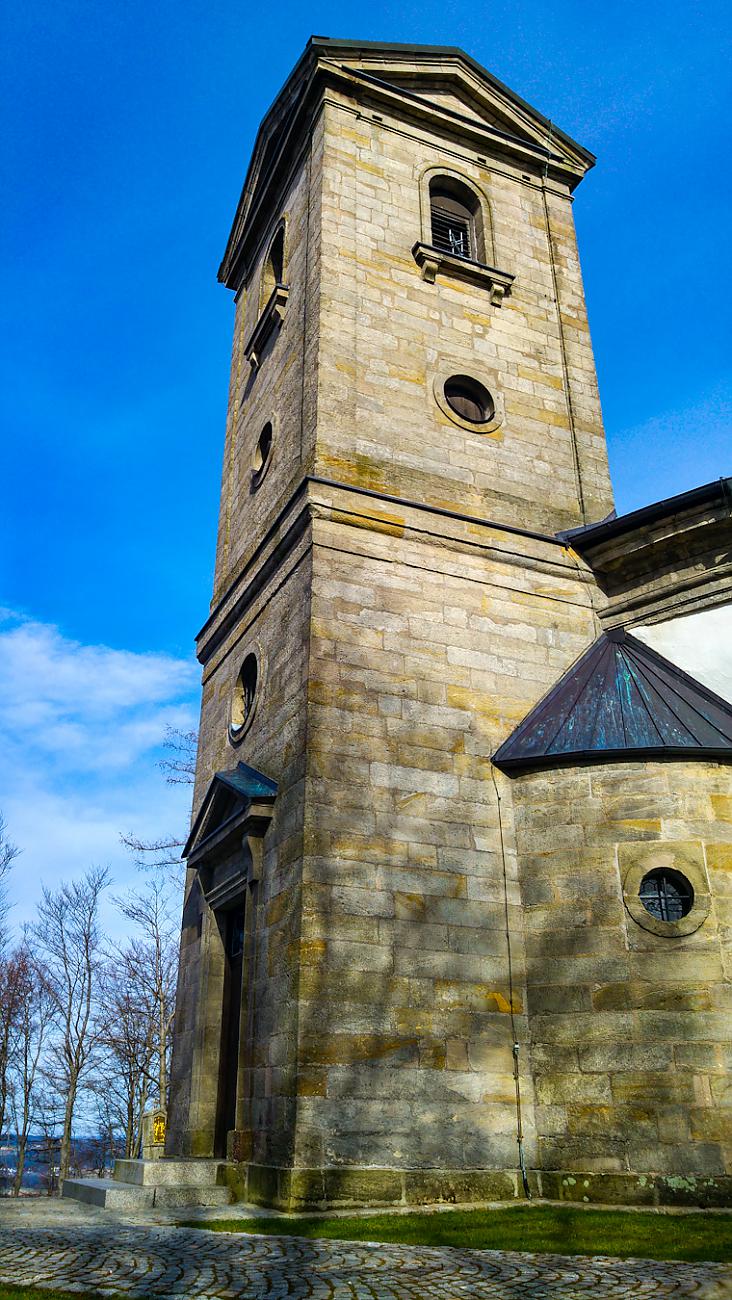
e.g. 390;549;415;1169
444;375;495;425
252;423;273;490
638;869;694;923
230;654;258;739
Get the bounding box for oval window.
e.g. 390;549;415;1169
638;869;694;923
444;375;495;424
252;423;273;489
230;654;258;739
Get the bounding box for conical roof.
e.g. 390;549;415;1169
493;629;732;773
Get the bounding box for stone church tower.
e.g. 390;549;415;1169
167;38;732;1211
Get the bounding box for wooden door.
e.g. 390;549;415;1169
214;906;245;1158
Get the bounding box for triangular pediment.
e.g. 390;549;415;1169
493;630;732;774
404;86;510;130
184;762;278;860
334;61;571;160
219;38;594;287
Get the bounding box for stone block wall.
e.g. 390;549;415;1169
168;526;313;1162
211;119;323;606
314;96;613;535
513;760;732;1205
287;488;598;1200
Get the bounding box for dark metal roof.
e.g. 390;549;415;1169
215;762;278;800
183;762;278;858
557;477;732;553
493;629;732;773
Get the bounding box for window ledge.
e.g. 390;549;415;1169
411;242;514;305
244;284;289;369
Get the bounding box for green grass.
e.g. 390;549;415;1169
180;1204;732;1262
0;1289;109;1300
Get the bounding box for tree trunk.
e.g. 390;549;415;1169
58;1077;77;1187
12;1133;27;1196
125;1093;135;1159
159;996;167;1108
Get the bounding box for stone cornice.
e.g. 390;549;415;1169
561;477;732;628
196;476;591;669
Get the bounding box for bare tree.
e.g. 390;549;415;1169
93;958;155;1158
0;815;22;1149
8;946;55;1195
33;866;109;1185
113;881;178;1111
0;951;26;1145
34;1091;62;1196
91;879;178;1161
0;812;21;953
87;1090;123;1176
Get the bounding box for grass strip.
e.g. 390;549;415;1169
179;1204;732;1262
0;1288;111;1300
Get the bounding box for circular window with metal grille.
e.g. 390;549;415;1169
621;851;709;937
638;869;694;922
444;375;495;425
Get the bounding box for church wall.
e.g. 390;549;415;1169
210;119;324;608
166;47;731;1213
282;500;597;1208
168;537;313;1163
513;760;732;1205
313;97;613;537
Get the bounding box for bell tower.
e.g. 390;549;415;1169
168;38;615;1208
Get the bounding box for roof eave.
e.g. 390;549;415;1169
559;477;732;555
309;36;596;167
495;746;732;775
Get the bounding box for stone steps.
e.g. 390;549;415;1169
112;1158;230;1187
61;1158;234;1209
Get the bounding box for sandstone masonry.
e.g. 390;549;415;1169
167;39;732;1211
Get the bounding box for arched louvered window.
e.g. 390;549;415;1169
429;178;484;262
261;225;285;306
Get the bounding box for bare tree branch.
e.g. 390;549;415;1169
157;726;197;786
118;727;197;880
118;832;184;872
8;944;55;1195
0;812;21;953
32;866;109;1186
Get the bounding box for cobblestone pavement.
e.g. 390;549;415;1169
0;1203;730;1299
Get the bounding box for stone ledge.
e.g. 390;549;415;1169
540;1170;732;1210
243;283;289;369
113;1157;231;1187
221;1162;732;1211
411;242;515;303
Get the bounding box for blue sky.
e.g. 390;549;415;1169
1;0;730;930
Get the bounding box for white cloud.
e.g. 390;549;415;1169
0;610;199;935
